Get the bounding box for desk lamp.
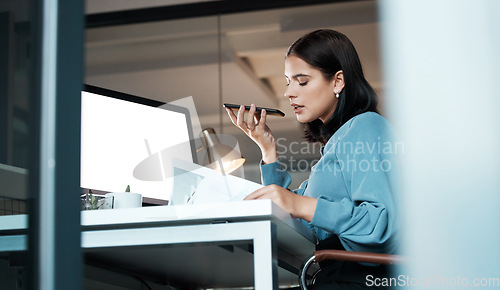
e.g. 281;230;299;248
201;128;245;174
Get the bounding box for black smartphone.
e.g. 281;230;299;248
223;103;285;117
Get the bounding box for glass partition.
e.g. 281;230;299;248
85;1;381;189
1;0;84;289
0;1;35;289
0;1;31;214
0;1;382;289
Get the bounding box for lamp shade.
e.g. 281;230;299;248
201;128;245;174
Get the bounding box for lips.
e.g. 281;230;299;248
291;103;304;114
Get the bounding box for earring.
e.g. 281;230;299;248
335;90;340;98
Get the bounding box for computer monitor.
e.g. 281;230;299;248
80;85;197;204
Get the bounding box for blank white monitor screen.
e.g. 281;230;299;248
80;85;196;204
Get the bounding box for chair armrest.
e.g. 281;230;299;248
299;250;404;290
314;249;404;265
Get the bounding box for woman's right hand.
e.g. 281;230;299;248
226;104;278;164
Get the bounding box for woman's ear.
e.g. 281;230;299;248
333;70;345;93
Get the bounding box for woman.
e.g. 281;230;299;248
226;29;398;289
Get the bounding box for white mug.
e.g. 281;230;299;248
105;192;142;209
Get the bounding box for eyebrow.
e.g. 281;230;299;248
285;73;311;78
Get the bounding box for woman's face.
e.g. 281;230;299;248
284;55;339;123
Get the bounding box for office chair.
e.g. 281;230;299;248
298;249;404;290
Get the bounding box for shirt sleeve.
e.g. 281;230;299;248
311;116;398;254
260;159;307;196
260;159;312;231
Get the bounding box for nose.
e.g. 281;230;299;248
284;86;297;99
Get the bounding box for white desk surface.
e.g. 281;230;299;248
1;199;315;244
1;200;317;288
83;200;313;235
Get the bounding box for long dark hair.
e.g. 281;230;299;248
286;29;378;145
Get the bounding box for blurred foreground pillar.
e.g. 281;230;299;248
379;0;500;288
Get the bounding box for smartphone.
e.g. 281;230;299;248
223;103;285;117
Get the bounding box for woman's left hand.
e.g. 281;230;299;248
244;184;317;222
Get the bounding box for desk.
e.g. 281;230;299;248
0;200;316;289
